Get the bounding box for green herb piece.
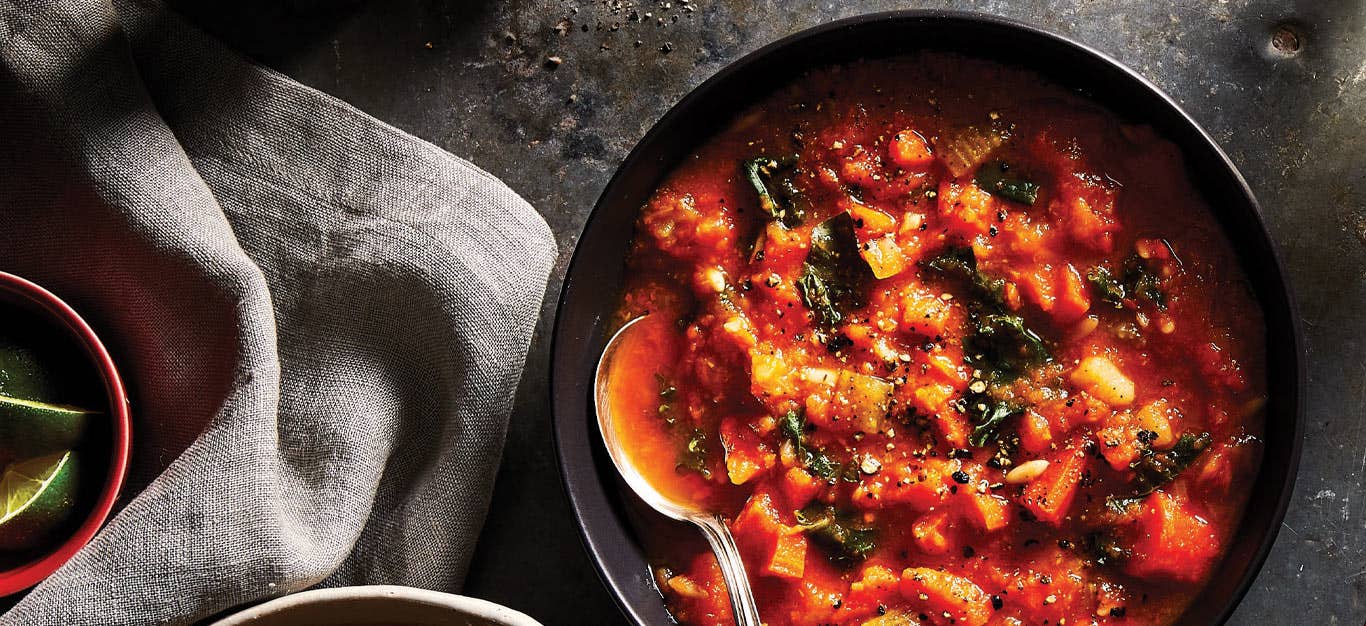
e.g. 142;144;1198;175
1087;255;1168;311
969;398;1025;448
808;451;843;481
925;247;1045;443
777;409;844;482
925;247;1007;308
677;428;712;479
964;314;1051;380
742;156;806;228
839;460;863;484
778;409;804;443
1104;496;1144;515
1087;266;1127;309
655;374;679;426
1104;432;1212;509
797;213;875;328
975;160;1039;205
796;503;878;564
1123;255;1167;310
1131;432;1212;493
1086;530;1132;566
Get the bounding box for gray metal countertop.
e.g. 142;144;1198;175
173;1;1366;623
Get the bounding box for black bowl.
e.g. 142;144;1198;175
552;11;1303;625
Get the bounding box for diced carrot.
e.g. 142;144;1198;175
1096;420;1143;472
937;177;997;236
780;466;822;510
733;491;785;539
785;577;844;626
923;353;966;384
1022;445;1087;524
765;530;807;579
899;568;991;626
1126;492;1220;582
935;412;972;449
854;460;946;510
900;287;953;338
640;191;739;259
1016;265;1057;314
732;491;810;580
847;202;898;235
719;417;775;485
1056;181;1120;253
1060;391;1111;426
912;383;956;416
889;129;934;170
912;508;953;554
760;219;808;263
1018;410;1054;454
840;149;882;188
847;565;902;612
914;384;972;447
961;492;1012;531
1096;401;1178;471
1053;263;1091;323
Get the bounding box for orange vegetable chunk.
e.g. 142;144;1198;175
1126;492;1221;583
765;530;807;579
889;129;934;169
719;417;774;485
1022;444;1087;524
899;567;991;626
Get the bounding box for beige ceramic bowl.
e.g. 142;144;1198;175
211;585;541;626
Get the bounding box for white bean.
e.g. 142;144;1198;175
1005;459;1051;484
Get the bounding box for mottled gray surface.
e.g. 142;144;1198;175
167;0;1365;624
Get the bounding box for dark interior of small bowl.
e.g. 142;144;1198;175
552;11;1302;626
0;291;112;572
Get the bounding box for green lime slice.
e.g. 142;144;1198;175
0;394;96;460
0;451;80;552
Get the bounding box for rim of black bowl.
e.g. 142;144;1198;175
552;10;1304;626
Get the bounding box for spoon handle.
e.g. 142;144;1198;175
693;513;762;626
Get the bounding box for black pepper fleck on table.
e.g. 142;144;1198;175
159;1;1366;624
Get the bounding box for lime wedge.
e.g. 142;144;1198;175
0;451;80;552
0;394;96;460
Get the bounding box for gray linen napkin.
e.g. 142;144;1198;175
0;0;556;624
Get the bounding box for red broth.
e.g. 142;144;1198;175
611;54;1265;626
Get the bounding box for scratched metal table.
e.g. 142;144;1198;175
170;1;1365;624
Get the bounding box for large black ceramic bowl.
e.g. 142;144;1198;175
552;11;1303;625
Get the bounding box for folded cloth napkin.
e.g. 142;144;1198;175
0;0;556;624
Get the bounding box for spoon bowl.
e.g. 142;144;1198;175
593;315;761;626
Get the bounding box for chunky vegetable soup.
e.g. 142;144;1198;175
611;54;1265;626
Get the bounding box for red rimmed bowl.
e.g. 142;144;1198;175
0;271;131;596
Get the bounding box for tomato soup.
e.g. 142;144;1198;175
611;53;1265;626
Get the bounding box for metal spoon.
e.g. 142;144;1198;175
594;315;762;626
